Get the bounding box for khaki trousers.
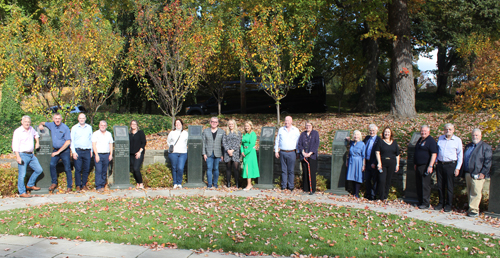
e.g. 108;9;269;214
465;173;486;213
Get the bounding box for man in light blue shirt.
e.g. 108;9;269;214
71;113;93;192
436;123;463;212
274;116;301;191
39;113;71;193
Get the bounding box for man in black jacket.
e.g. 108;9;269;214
462;129;492;217
363;124;381;200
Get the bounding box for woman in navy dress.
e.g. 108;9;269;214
346;130;365;198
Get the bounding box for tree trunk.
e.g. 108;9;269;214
218;100;221;116
240;69;246;114
388;0;416;119
356;35;379;113
436;46;457;96
276;102;280;127
171;114;176;130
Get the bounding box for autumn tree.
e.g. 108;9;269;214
239;1;318;125
454;37;500;132
9;1;126;123
128;0;220;126
203;36;240;115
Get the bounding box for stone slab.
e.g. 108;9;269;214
65;241;148;258
7;239;79;258
169;189;204;197
137;249;193;258
0;235;45;246
0;243;24;256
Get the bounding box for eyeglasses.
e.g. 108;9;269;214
211;121;218;123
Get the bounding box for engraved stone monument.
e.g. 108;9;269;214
487;143;500;217
184;125;205;188
31;126;53;194
405;132;421;202
110;126;132;189
326;130;350;195
255;127;275;189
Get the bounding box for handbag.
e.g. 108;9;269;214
169;132;182;153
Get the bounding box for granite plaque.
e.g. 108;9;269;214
110;126;132;189
30;126;52;194
255;127;275;189
326;130;350;195
487;143;500;217
184;125;205;188
405;132;420;202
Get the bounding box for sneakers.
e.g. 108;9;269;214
173;184;178;189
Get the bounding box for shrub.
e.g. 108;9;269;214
0;168;19;197
138;162;174;188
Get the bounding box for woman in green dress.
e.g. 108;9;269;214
241;121;260;190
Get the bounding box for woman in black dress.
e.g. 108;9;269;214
375;127;400;201
129;120;147;189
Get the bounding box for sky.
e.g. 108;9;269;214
416;49;438;73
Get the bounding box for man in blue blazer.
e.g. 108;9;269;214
461;129;492;217
202;117;225;189
362;124;381;200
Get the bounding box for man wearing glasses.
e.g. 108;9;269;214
202;117;225;189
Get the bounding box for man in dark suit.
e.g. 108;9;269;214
462;129;492;217
202;117;225;189
363;124;381;200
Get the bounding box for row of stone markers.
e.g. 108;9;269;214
30;126;499;217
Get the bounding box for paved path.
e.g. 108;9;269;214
0;188;498;257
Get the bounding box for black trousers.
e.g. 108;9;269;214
225;161;240;186
378;157;396;200
130;154;144;184
364;161;378;200
301;157;317;192
415;164;432;207
437;162;456;207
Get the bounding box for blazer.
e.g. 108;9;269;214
202;128;225;158
461;140;492;178
297;130;320;160
363;135;381;166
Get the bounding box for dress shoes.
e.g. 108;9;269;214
26;186;40;191
434;204;444;210
75;186;81;192
467;211;478;217
82;185;89;191
19;193;32;198
418;204;429;210
48;184;58;191
444;206;452;212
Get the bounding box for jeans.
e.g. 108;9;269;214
50;148;72;187
280;151;296;190
206;154;221;188
74;149;91;188
95;153;110;190
17;153;43;195
168;153;187;185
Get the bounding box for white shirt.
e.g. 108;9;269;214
167;129;188;153
91;130;114;153
274;126;301;153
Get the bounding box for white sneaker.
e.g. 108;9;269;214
173;184;178;189
178;185;182;189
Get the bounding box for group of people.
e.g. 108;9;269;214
12;113;147;197
13;114;491;216
192;117;261;190
345;123;491;217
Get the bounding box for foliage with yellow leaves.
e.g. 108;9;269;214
454;37;500;133
128;0;221;127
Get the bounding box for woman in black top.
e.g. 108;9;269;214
375;127;400;201
129;120;147;189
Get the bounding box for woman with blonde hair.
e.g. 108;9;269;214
222;119;242;188
241;121;260;190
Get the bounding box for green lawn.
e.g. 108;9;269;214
0;196;497;257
